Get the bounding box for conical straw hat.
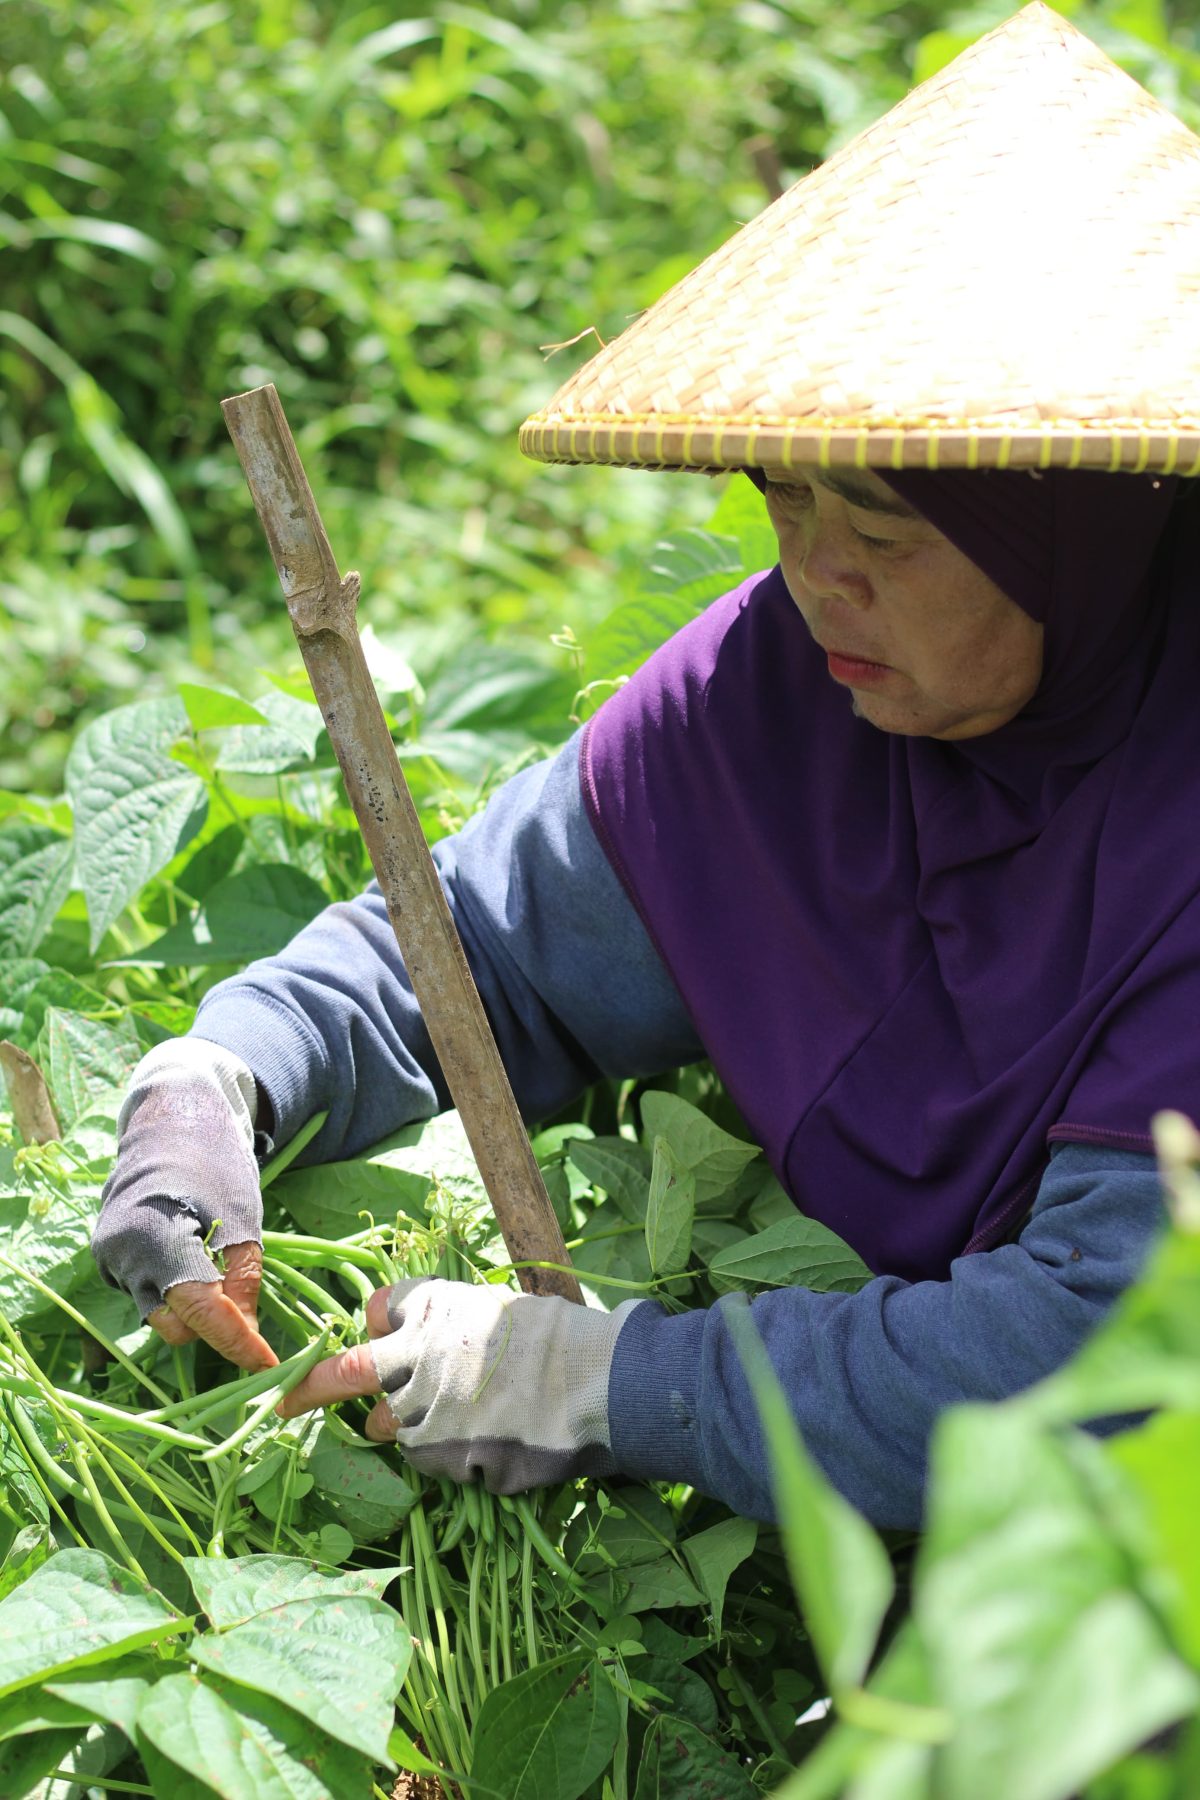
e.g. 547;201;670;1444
520;3;1200;477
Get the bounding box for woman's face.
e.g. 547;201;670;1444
763;465;1045;739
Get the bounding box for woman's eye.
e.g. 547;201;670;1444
764;480;812;514
851;524;899;551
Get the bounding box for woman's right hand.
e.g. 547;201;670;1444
91;1038;278;1372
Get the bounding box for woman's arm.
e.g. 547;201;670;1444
609;1142;1165;1527
192;729;703;1162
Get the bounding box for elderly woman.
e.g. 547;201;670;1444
91;6;1200;1526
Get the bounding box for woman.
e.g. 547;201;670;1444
91;7;1200;1526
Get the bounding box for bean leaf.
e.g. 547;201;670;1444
724;1298;893;1695
709;1214;872;1295
0;1724;87;1795
177;683;268;732
645;1136;695;1276
137;1670;376;1800
134;862;329;966
187;1594;411;1763
183;1553;402;1630
0;957;49;1040
304;1430;419;1542
471;1651;621;1800
0;1148;102;1322
632;1713;759;1799
0;1550;186;1700
275;1110;485;1237
215;686;328;774
36;1006;141;1133
567;1136;652;1223
0;825;73;958
680;1517;757;1637
918;1408;1198;1800
639;1092;760;1206
65;696;207;949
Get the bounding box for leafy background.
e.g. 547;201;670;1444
3;0;1197;793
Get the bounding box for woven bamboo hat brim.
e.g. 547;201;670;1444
520;3;1200;478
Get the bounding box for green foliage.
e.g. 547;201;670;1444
6;0;1195;788
6;3;1200;1795
0;1551;409;1798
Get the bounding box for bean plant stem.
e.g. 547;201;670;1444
0;1366;209;1451
69;1443;150;1583
465;1532;488;1714
410;1502;471;1768
196;1322;333;1462
520;1523;539;1670
261;1256;354;1324
2;1398;88;1550
48;1773;152;1796
398;1525;457;1773
258;1109;329;1188
0;1252;171;1404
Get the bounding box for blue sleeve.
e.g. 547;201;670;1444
192;731;702;1164
608;1142;1165;1528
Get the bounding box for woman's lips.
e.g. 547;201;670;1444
825;650;894;687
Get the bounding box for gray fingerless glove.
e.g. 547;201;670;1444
92;1038;265;1320
371;1276;646;1492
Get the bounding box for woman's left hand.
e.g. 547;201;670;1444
277;1277;643;1493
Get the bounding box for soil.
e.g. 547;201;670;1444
391;1775;445;1800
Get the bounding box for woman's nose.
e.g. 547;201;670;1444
797;520;872;608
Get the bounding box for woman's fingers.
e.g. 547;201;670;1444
221;1241;267;1331
365;1287;393;1337
365;1397;398;1443
159;1277;278;1372
276;1340;380;1418
147;1304;196;1347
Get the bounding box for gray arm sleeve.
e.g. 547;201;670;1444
192;731;702;1163
609;1142;1165;1527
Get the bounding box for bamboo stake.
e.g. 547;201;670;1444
221;385;582;1304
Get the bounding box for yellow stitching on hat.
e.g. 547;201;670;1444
1163;436;1181;476
1108;433;1123;473
890;433;904;470
996;435;1012;470
1181;445;1200;478
1131;433;1151;474
927;432;940;472
966;429;979;471
681;424;696;464
588;426;599;459
569;426;580;459
1038;430;1054;471
711;424;725;465
1067;434;1084;470
630;423;642;463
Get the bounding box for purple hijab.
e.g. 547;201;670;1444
581;470;1200;1280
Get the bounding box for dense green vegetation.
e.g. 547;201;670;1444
4;0;1198;791
5;1;1200;1796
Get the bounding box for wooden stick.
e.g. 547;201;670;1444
221;384;582;1304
